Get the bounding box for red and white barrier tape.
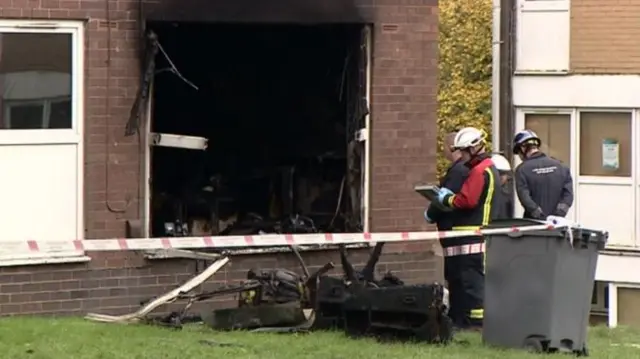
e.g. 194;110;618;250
0;223;562;255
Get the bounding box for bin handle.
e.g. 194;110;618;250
507;231;524;238
402;296;417;305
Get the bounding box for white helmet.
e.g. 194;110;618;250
453;127;486;150
491;154;512;172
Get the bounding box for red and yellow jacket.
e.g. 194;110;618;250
441;153;501;247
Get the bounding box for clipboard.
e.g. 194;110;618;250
414;184;452;212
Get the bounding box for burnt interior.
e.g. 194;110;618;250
147;22;367;237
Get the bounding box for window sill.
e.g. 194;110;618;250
600;247;640;256
513;70;569;76
144;243;370;260
0;255;91;267
520;1;569;12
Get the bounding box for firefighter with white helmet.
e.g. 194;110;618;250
433;126;503;330
512;129;574;220
491;154;511;179
491;153;513;218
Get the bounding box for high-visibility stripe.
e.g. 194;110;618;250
443;243;485;257
483;250;487;274
482;167;495;226
482;168;495;274
470;308;484;319
452;225;480;231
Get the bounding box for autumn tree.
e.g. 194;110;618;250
438;0;493;177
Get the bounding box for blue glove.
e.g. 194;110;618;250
424;209;434;224
437;187;454;204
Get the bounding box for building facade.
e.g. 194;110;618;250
0;0;440;315
510;0;640;327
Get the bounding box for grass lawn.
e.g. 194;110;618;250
0;318;638;359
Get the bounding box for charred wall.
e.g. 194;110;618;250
143;0;373;23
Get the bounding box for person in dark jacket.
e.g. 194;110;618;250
425;133;470;230
424;132;469;326
491;153;513;219
512;129;574;220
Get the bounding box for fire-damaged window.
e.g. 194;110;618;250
130;23;370;248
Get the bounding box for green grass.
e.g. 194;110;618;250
0;318;638;359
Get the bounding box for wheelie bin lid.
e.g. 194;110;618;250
484;218;608;248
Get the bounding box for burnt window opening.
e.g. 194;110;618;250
147;22;367;239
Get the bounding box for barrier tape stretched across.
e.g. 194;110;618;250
0;223;564;255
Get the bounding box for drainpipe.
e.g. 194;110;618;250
500;0;516;217
363;25;372;233
501;0;516;159
491;0;501;153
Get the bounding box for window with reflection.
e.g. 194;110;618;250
0;33;72;130
579;112;632;177
524;113;571;165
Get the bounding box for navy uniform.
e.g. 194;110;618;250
512;130;574;220
425;159;469;325
515;153;573;219
491;154;514;219
498;183;514;219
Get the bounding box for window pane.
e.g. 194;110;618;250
524;113;571;165
49;99;72;129
8;103;44;129
0;33;72;129
579;112;632;177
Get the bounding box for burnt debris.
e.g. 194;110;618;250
134;243;451;344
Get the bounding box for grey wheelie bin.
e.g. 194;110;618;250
482;218;607;356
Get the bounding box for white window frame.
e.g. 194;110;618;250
515;0;570;74
606;282;640;328
520;0;569;12
576;109;637;250
516;108;638;247
635;109;640;249
0;20;87;266
514;108;577;220
362;24;372;233
575;109;636;186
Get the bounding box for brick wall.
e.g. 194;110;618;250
0;0;440;315
368;4;439;233
0;247;442;315
570;0;640;73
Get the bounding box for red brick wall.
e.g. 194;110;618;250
0;0;440;315
0;246;442;315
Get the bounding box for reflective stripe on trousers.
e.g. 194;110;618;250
444;227;486;323
470;308;484;319
443;243;484;257
445;226;487;272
